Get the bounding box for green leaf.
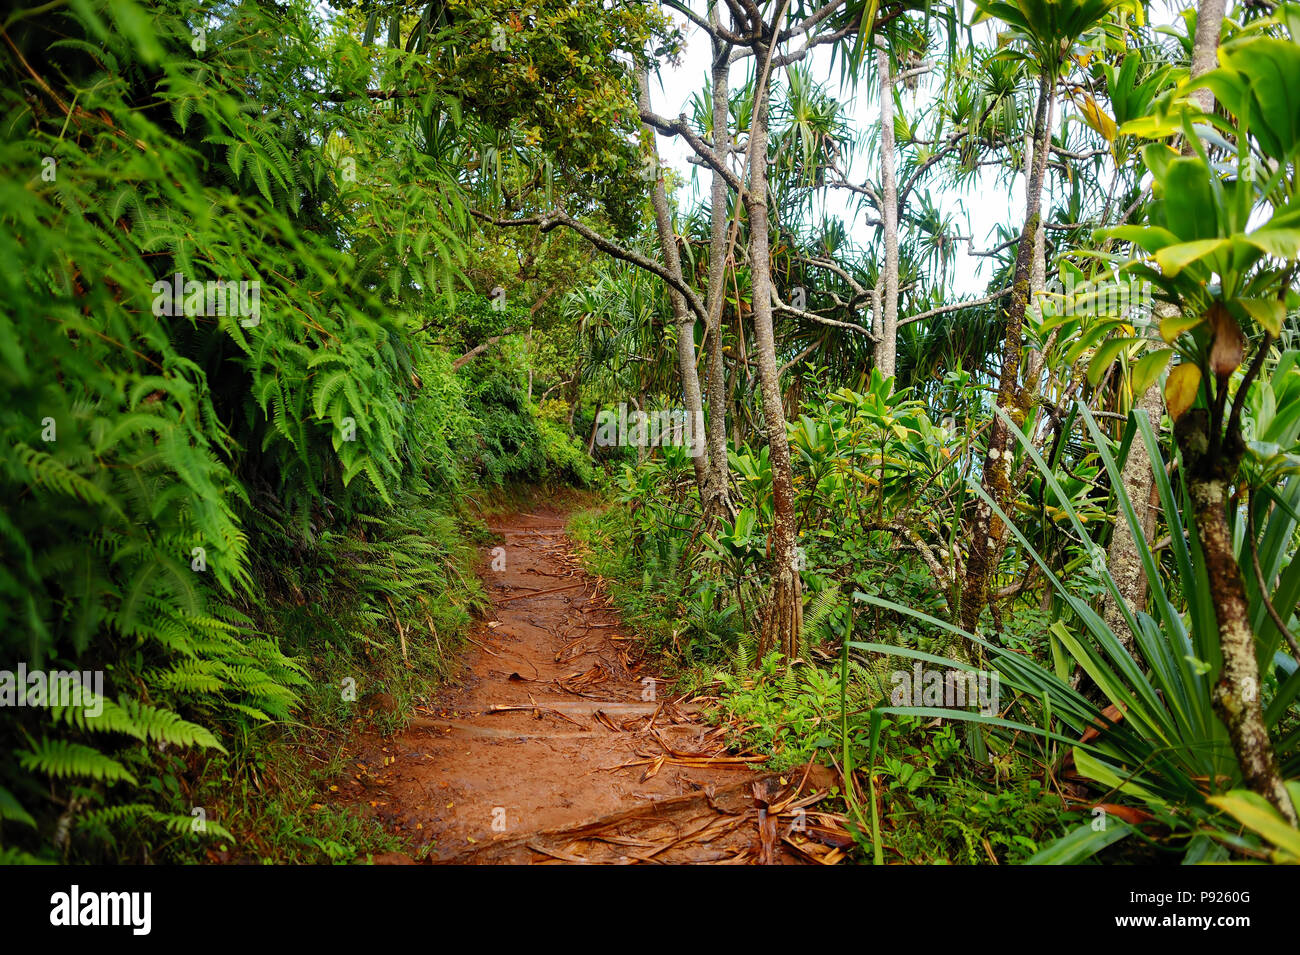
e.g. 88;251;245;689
18;740;137;785
1102;224;1179;253
1119;114;1179;139
1131;348;1173;393
1158;156;1218;242
1155;238;1229;276
1242;227;1300;263
1087;337;1134;386
1026;820;1133;864
1238;298;1286;336
0;786;36;828
1207;789;1300;861
1219;38;1300;163
1159;311;1205;343
1074;747;1162;803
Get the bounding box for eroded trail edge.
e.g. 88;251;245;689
343;505;842;864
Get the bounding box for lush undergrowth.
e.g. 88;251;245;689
181;493;490;864
570;504;1078;864
569;348;1300;865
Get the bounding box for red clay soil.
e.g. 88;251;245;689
338;505;846;865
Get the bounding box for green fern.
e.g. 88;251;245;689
76;803;235;844
802;585;843;647
0;785;36;828
0;0;487;863
18;740;137;785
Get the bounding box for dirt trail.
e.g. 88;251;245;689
341;505;843;864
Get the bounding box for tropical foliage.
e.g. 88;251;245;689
3;0;1299;866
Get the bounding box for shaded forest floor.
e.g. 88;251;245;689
336;504;841;864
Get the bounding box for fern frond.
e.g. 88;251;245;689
18;739;136;785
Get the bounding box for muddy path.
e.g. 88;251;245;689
340;505;845;864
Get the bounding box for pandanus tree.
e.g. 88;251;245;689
1102;28;1300;823
1007;35;1184;649
565;265;678;425
960;0;1132;636
735;5;806;659
636;0;903;660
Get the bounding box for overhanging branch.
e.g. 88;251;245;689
470;208;708;323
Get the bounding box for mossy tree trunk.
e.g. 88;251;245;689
960;71;1052;635
1176;410;1297;824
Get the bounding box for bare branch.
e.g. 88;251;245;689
863;521;955;589
638;108;744;191
662;0;749;43
470;208;708;323
964;234;1018;258
1048;143;1109;162
777;340;821;378
898;287;1013;327
775;0;844;43
773;291;874;337
453;329;515;370
770;22;856;67
797;254;872;307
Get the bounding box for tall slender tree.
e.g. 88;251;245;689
875;34;901;379
961;0;1127;635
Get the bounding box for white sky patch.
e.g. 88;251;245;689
644;2;1188;296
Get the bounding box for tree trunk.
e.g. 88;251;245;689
1167;0;1294;825
586;408;600;455
637;65;710;495
1190;0;1228;95
960;72;1052;636
871;283;883;343
1101;380;1164;649
875;37;899;381
1098;0;1223;652
702;28;734;527
745;42;802;661
1176;411;1297;824
1021;96;1054;390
